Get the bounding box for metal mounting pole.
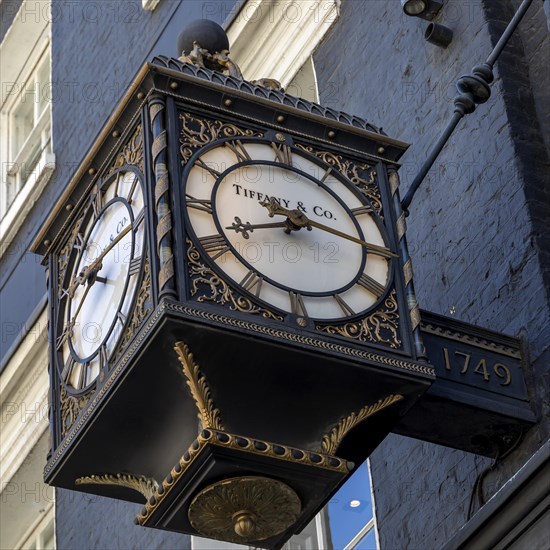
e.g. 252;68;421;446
401;0;534;214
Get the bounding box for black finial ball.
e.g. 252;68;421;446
177;20;229;56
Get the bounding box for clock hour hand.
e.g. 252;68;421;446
259;197;291;217
226;217;293;239
258;198;313;233
69;223;133;294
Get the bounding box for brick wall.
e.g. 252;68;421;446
313;0;549;547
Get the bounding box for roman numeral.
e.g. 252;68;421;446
320;168;333;183
199;234;230;260
117;311;128;325
73;233;85;251
225;140;251;163
99;344;108;370
186;194;213;214
61;357;76;384
133;208;145;230
271;143;292;165
127;175;139;204
92;191;103;218
357;274;385;298
76;362;88;390
129;257;142;276
333;294;355;317
56;325;72;350
289;292;308;317
240;270;263;297
351;205;373;216
195;158;222;180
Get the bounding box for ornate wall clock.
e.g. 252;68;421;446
32;47;438;548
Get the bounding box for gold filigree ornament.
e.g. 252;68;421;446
295;144;382;212
108;124;144;173
75;473;158;501
317;290;401;348
175;342;224;431
179;112;263;163
318;394;404;455
59;386;93;437
187;239;283;321
188;476;301;543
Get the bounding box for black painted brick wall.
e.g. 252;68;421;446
313;1;549;548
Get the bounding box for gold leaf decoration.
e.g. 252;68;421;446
59;386;93;437
174;342;224;431
295;144;381;212
188;476;301;543
108;124;144;173
179;112;263;163
318;394;404;455
75;473;158;501
187;239;283;321
317;290;401;348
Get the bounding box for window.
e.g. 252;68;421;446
325;461;378;549
0;1;55;251
2;48;52;216
282;460;378;550
16;507;55;550
226;0;339;99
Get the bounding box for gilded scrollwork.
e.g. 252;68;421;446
187;239;283;321
316;290;402;349
295;144;381;213
317;394;404;455
179;112;263;163
59;385;93;437
108;124;144;173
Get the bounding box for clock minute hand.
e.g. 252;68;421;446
306;218;398;258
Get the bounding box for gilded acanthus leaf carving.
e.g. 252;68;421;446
317;290;401;348
295;144;382;213
75;473;158;501
59;386;93;437
174;341;224;431
179;112;263;163
108;124;144;173
318;394;404;455
187;239;283;321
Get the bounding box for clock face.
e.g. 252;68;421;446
56;170;146;392
184;137;395;321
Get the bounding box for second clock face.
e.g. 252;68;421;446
57;170;146;392
184;137;394;320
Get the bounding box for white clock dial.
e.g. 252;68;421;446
57;170;146;392
184;138;394;320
